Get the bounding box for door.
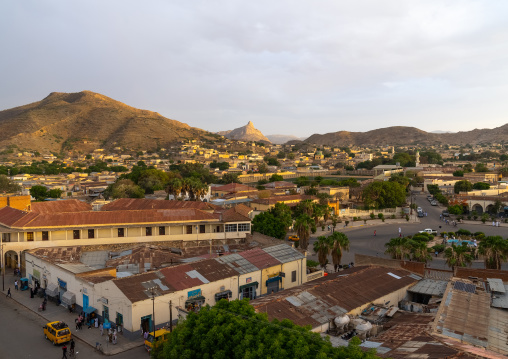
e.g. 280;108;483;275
83;294;89;311
141;315;152;333
267;281;279;294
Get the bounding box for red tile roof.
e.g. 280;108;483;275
30;199;92;213
101;198;219;212
217;204;251;222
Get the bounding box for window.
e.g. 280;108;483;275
146;227;152;236
238;223;250;232
42;231;49;241
118;228;124;237
88;229;95;239
1;233;10;242
225;224;237;232
216;225;221;233
159;226;165;235
26;232;34;241
292;270;297;283
73;230;80;239
199;225;205;234
186;225;193;234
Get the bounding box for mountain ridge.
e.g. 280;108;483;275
218;121;270;142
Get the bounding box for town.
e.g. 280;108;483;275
1;134;507;358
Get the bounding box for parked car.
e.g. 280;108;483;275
288;235;299;241
418;212;424;217
427;195;433;201
431;201;438;206
419;228;437;235
442;210;450;217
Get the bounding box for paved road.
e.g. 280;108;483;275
307;192;508;270
0;294;147;359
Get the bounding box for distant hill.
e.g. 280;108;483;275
304;125;508;146
266;134;305;144
0;91;213;153
218;121;270;142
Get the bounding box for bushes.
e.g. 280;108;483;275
432;244;445;253
370;213;375;220
456;229;471;236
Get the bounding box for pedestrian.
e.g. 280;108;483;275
398;227;401;235
95;317;98;328
6;288;11;298
374;230;376;236
14;280;18;291
75;318;79;330
62;344;68;359
144;331;148;340
70;339;75;355
100;323;104;336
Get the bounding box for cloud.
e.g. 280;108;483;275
1;0;507;137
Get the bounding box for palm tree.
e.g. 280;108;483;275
329;232;350;272
385;237;411;260
313;236;331;270
410;240;432;264
294;214;313;250
444;244;473;269
166;178;183;199
478;236;508;269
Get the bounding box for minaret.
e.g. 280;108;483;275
415;151;420;167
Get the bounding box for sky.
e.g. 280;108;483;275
1;0;508;138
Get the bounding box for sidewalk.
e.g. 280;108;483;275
1;272;144;355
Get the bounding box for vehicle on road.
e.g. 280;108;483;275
442;210;450;217
145;328;171;353
43;321;71;345
427;195;433;201
418;212;424;217
288;235;299;241
419;228;437;235
431;201;438;206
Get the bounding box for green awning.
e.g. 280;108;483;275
185;296;205;304
239;282;259;291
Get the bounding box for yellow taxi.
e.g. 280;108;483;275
145;328;171;352
288;235;299;241
43;321;71;345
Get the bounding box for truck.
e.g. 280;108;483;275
419;228;437;235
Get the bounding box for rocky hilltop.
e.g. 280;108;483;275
218;121;270;143
0;91;212;152
304;124;508;146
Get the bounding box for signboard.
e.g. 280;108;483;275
187;289;202;299
32;269;40;280
246;277;252;283
98;297;108;304
57;278;67;289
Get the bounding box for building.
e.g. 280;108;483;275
24;243;306;338
249;194;317;211
0;198;252;271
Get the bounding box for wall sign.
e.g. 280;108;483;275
188;289;202;298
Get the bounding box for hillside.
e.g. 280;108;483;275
266;134;304;144
0;91;213;153
304;124;508;146
218;121;270;142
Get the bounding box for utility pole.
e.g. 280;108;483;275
169;300;173;332
149;286;157;340
1;243;4;292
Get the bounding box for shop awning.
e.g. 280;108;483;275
239;282;259;291
45;283;58;297
185;296;205;303
84;306;97;315
214;290;232;301
266;276;282;284
61;291;76;306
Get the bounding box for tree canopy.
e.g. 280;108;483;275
0;175;21;194
362;181;406;209
454;180;473;194
154;299;380;359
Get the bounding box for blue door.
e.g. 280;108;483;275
83;294;89;311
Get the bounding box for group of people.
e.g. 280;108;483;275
61;339;75;359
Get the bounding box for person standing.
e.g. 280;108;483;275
374;230;376;236
14;280;18;291
398;227;402;237
62;344;68;359
95;317;98;328
100;323;104;336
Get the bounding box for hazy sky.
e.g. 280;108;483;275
1;1;508;138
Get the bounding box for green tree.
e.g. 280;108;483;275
313;236;332;269
48;188;62;199
252;212;286;239
269;203;293;231
329;232;350;272
452;170;464;177
269;174;284;182
444;244;473;269
475;163;489;172
454;180;473;194
220;173;241;184
104;179;144;199
138;169;170;194
295;176;309;187
472;182;490;190
362;181;406;209
478;236;508;270
29;185;48;201
166;178;183;199
155;299;380;359
294;214;314;251
0;175;21;194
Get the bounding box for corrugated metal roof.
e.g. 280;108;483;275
215;253;258;274
491;284;508;309
487;278;506;293
263;244;305;263
31;199;92;213
408;279;448;297
101;198;219;212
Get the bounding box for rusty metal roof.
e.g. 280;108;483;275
218;204;251;222
0;206;30;227
30;199;92;213
238;248;281;269
101;198;219;212
251;266;418;328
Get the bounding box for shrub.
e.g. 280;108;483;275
307;259;319;268
370;213;375;220
378;213;384;220
390;214;395;219
353;217;358;221
432;244;445;253
467;215;471;220
456;229;471;236
405;215;409;221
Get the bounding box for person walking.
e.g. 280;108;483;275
6;288;11;298
14;280;18;291
62;344;68;359
374;230;376;236
95;317;98;328
70;339;75;356
100;323;104;336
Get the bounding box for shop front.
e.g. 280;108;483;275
214;289;232;303
185;289;205;312
266;276;282;294
239;282;258;300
